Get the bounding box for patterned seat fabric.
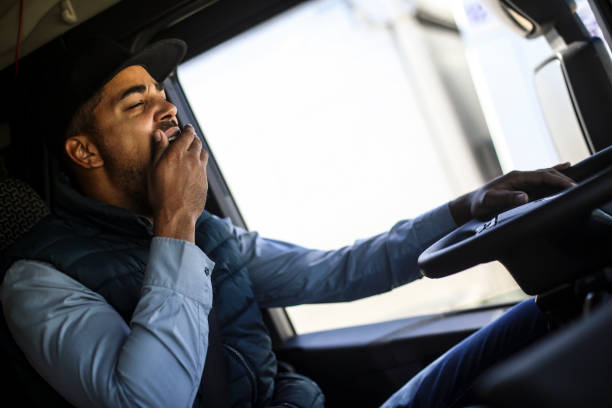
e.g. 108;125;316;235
0;178;49;253
0;179;68;407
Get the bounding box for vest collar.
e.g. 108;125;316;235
52;172;154;238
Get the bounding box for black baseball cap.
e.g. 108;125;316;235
47;37;186;156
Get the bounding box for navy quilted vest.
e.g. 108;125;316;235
1;175;322;407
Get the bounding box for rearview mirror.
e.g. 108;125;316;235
480;0;585;41
536;38;612;153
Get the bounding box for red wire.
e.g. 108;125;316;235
15;0;24;76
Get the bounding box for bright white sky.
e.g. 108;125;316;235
178;0;526;333
179;0;453;250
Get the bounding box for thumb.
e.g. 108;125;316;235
553;162;571;170
152;129;168;165
475;190;528;219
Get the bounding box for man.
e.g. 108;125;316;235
0;38;575;407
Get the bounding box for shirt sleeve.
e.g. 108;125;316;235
227;203;457;307
0;237;215;408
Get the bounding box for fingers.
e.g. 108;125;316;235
152;129;169;164
508;167;576;190
148;123;209;228
539;162;575;186
553;162;571;170
172;124;197;151
474;189;528;219
549;162;576;185
200;147;209;164
172;124;207;158
471;162;576;220
540;168;576;187
482;189;528;209
161;124;207;160
188;131;202;153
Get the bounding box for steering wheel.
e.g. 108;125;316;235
418;145;612;295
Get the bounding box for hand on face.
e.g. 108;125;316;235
450;162;576;225
148;124;208;242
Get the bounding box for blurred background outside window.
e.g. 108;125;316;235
178;0;592;333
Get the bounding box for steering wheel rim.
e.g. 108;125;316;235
418;150;612;288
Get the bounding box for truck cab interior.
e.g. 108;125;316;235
1;0;612;406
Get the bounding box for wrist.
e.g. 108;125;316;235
449;193;473;226
153;211;197;242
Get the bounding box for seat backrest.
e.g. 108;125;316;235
0;177;67;407
0;177;49;253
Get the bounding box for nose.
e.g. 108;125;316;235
154;98;178;123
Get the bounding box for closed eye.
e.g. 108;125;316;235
128;102;144;110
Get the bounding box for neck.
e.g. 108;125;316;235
75;170;147;216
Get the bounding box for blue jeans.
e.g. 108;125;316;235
381;298;550;408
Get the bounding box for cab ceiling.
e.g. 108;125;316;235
0;0;120;71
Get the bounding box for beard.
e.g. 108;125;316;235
96;121;178;216
103;152;152;216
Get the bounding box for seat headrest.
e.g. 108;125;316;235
0;178;49;253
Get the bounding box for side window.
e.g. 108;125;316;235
177;0;550;334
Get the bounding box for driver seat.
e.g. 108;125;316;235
0;177;49;253
0;177;73;407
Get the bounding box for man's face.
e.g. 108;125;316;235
92;65;179;215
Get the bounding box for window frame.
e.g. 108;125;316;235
164;0;522;337
165;74;298;342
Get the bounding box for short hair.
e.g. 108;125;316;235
54;88;103;171
65;89;103;141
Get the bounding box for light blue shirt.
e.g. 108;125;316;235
0;204;456;408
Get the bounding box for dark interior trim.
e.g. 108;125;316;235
277;303;516;407
165;73;298;340
281;302;515;350
153;0;309;62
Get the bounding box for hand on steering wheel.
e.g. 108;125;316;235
449;163;576;225
419;145;612;295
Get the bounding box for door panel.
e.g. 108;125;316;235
276;305;511;407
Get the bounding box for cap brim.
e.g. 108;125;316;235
117;39;187;83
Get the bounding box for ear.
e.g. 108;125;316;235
64;135;104;169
